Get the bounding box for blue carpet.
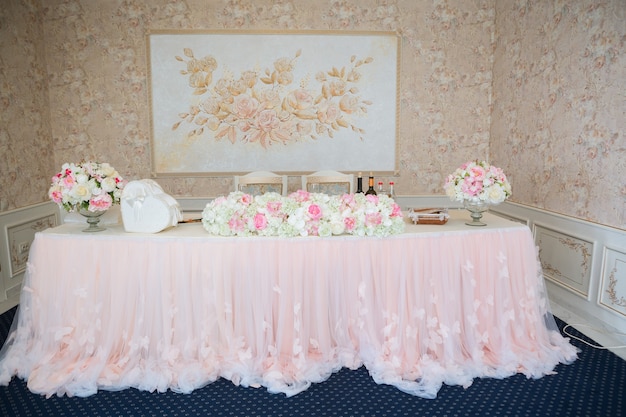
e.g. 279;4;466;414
0;305;624;417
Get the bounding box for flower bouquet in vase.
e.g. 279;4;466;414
443;160;511;226
48;161;126;232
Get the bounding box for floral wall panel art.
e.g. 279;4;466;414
148;31;399;176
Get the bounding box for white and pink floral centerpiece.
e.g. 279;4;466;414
49;162;126;231
202;190;404;238
443;160;512;226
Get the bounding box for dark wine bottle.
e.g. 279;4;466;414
365;172;377;195
356;172;364;193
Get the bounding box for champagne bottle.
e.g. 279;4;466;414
365;172;377;195
356;172;364;194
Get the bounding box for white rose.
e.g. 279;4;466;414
100;163;116;177
75;173;89;184
318;223;332;237
330;219;346;235
101;177;117;193
486;186;506;204
70;184;91;201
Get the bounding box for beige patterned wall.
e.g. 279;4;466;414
0;0;624;230
492;0;625;230
0;0;55;210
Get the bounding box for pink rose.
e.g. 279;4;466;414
365;212;382;227
254;213;268;230
344;217;356;231
391;203;402;217
49;189;62;204
214;196;227;206
462;178;482;196
308;204;322;220
340;194;356;209
365;194;379;204
240;194;252;205
228;216;245;232
267;201;282;214
289;190;310;202
89;193;113;211
469;166;485;180
63;175;76;188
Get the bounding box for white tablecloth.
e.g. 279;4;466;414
0;211;577;398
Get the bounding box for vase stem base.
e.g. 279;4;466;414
83;219;106;232
463;200;489;226
79;209;107;232
83;225;106;233
465;220;486;227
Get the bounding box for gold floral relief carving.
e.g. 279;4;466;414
149;31;399;175
606;268;626;308
537;232;592;291
174;48;373;148
559;236;592;275
9;216;56;276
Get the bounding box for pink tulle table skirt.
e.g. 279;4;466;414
0;211;577;398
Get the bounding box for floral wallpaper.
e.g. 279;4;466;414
0;0;624;230
0;0;55;210
491;0;625;230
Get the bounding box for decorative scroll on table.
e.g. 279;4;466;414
407;208;450;225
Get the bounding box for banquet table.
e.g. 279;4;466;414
0;210;577;398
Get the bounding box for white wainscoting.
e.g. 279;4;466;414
2;197;625;360
489;201;626;360
0;202;59;315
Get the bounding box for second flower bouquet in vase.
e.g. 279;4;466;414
443;160;512;226
48;161;127;232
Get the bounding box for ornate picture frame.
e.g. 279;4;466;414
147;30;400;176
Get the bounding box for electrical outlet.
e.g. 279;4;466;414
18;242;30;254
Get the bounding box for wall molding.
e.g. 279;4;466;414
0;202;59;315
489;200;626;358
